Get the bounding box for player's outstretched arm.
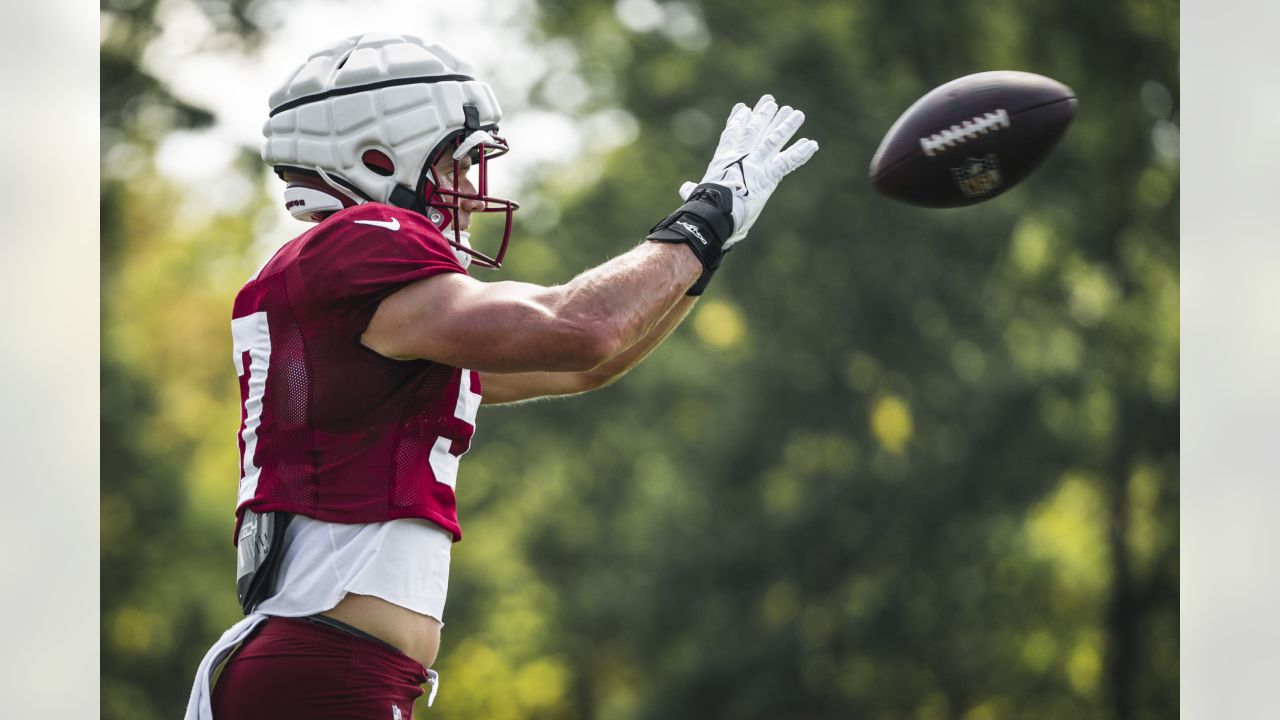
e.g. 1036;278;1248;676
474;95;821;404
478;295;697;405
364;94;818;385
362;240;700;373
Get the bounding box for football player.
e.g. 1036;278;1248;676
185;32;817;720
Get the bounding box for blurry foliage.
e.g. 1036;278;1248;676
102;1;1177;719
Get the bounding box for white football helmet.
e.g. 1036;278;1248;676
262;33;518;268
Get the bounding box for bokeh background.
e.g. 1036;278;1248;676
100;1;1182;718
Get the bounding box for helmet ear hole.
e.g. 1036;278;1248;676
362;149;395;177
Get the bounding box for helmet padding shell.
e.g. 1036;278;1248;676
262;33;503;208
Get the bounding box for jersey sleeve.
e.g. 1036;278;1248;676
296;205;467;342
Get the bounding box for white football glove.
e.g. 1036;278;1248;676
680;94;820;247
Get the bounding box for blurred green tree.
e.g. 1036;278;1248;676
101;1;269;717
479;2;1178;719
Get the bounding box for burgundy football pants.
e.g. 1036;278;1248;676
211;616;428;719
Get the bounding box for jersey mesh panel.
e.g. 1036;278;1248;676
391;364;454;508
260;276;318;510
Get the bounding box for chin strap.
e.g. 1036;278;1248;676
453;231;473;270
315;166;367;206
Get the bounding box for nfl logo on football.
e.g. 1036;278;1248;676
951;154;1003;198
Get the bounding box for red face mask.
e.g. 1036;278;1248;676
420;130;520;269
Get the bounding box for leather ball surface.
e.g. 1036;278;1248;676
869;71;1077;208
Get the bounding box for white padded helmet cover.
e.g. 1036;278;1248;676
261;33;503;205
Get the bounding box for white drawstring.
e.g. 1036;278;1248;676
425;669;440;706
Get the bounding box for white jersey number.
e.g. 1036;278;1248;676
234;311;476;494
231;312;271;506
429;370;481;489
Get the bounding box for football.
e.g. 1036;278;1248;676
869;71;1077;208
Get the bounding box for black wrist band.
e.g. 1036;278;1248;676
645;183;735;271
686;254;724;296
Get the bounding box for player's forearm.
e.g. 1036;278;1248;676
545;241;700;366
585;295;697;385
478;296;697;405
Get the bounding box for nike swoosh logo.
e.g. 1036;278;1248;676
354;218;400;231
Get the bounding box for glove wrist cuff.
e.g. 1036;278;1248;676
645;183;736;270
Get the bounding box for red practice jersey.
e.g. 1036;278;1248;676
230;203;481;542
